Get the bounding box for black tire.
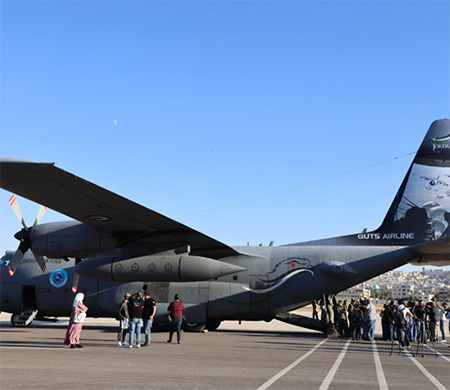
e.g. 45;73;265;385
10;313;21;326
182;321;206;332
205;320;222;331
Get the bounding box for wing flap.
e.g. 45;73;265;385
0;158;239;259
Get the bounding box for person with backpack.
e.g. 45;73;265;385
395;300;413;351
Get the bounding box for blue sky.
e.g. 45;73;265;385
1;1;449;272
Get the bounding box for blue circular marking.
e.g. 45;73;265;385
49;269;68;288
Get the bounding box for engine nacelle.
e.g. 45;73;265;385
30;221;117;258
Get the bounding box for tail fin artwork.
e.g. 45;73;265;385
375;119;450;248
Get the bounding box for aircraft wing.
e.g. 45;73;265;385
409;236;450;267
0;158;240;259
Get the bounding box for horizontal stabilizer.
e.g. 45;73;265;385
409;237;450;266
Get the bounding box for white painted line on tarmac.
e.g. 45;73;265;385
0;346;69;350
319;338;352;390
372;341;388;390
424;345;450;363
256;338;328;390
405;352;448;390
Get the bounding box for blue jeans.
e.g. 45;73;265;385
143;318;153;345
365;320;375;341
440;320;446;341
417;321;426;343
129;318;142;346
168;317;182;342
398;328;410;347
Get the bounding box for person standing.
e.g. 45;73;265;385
361;298;376;341
128;291;144;348
437;301;447;343
337;301;348;337
312;300;319;320
428;300;440;342
395;302;412;351
64;293;88;349
167;294;185;344
117;293;130;346
414;300;426;344
142;291;156;346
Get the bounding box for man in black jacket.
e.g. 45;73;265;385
142;291;156;346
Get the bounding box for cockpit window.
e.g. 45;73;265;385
0;252;13;267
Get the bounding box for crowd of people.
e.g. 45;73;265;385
64;290;185;349
116;291;185;348
380;299;448;348
315;295;449;348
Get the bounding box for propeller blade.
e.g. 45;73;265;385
72;271;80;293
9;195;27;229
32;205;47;227
33;252;47;273
8;243;27;276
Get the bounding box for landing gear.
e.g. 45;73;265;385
205;320;222;331
10;313;22;326
182;321;206;332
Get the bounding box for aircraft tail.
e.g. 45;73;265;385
373;119;450;246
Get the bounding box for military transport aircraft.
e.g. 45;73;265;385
0;119;449;331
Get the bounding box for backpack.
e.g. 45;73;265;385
395;309;407;330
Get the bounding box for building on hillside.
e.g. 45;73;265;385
391;283;415;300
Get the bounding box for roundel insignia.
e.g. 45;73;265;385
164;263;173;272
49;269;68;288
148;263;156;272
131;263;139;272
115;264;123;273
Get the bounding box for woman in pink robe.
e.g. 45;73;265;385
64;293;88;349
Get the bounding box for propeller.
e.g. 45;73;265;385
72;271;80;293
8;195;47;276
72;258;84;293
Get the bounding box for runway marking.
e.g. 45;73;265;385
319;338;352;390
405;352;448;390
0;346;68;350
372;341;388;390
424;345;450;363
256;338;328;390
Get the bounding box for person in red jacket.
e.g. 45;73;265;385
167;294;185;344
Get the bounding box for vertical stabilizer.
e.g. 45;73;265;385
376;119;450;246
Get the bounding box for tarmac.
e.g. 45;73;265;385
0;312;449;390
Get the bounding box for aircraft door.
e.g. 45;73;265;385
22;285;37;309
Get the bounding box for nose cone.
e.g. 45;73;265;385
75;256;113;281
14;229;29;241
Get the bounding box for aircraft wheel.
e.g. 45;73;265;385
10;313;21;326
182;321;206;332
205;320;222;331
